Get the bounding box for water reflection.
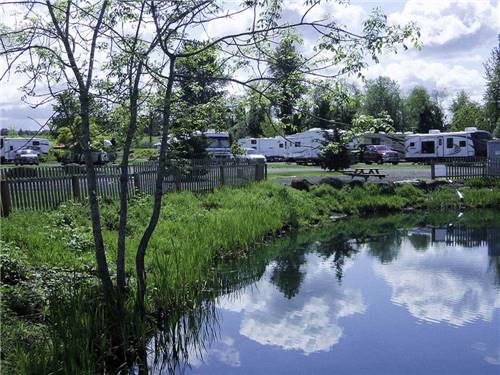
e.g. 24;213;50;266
144;214;500;373
373;226;500;327
220;254;366;354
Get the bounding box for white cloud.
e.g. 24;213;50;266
363;55;485;105
373;237;500;327
388;0;499;47
286;1;366;32
220;253;366;355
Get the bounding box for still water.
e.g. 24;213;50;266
148;213;500;374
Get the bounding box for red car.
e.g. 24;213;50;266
361;145;400;165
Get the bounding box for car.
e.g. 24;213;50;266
238;148;267;163
361;145;399;165
14;148;39;165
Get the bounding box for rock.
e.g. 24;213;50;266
319;177;344;189
291;178;312;192
348;179;364;189
425;180;449;191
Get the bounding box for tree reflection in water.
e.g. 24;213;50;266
131;213;500;373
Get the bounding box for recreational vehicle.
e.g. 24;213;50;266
285;128;332;164
203;130;233;160
405;128;492;162
0;137;50;163
238;136;288;161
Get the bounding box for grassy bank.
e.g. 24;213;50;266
1;181;499;372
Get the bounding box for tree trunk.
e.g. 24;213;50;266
135;58;176;312
117;62;144;294
80;93;114;302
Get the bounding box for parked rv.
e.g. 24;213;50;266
0;137;50;163
203;130;234;160
238;136;288;161
239;128;335;164
405;128;492;162
285;128;332;164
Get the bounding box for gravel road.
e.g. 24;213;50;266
272;166;431;185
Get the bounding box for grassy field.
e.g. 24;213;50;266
1;181;499;372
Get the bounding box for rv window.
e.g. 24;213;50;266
10;146;13;150
459;140;466;147
32;141;40;146
438;138;442;146
294;142;301;147
409;142;415;147
421;141;435;154
447;138;453;148
251;139;257;145
279;144;283;148
371;138;380;145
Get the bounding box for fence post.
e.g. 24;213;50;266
264;163;268;180
71;175;81;201
175;169;181;191
431;163;435;179
255;164;259;181
1;180;11;217
219;165;225;186
133;173;141;193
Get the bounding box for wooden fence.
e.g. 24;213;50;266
0;160;267;216
431;158;500;179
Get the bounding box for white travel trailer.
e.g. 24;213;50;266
405;128;492;162
238;136;288;161
285;128;332;164
0;137;50;163
158;130;233;160
362;132;408;157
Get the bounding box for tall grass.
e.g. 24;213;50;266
1;181;499;372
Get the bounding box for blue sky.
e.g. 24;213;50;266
0;0;498;130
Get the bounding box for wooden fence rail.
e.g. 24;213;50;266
0;160;266;216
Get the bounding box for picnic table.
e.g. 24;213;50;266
342;168;386;181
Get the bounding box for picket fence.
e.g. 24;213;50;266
0;160;267;216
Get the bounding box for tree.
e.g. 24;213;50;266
484;37;500;133
449;91;486;131
362;76;403;131
269;35;306;134
2;0;419;332
404;86;444;133
320;112;394;170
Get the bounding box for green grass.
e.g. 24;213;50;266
267;163;320;169
1;181;499;372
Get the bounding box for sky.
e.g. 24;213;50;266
0;0;498;131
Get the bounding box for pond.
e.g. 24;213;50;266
146;212;500;374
